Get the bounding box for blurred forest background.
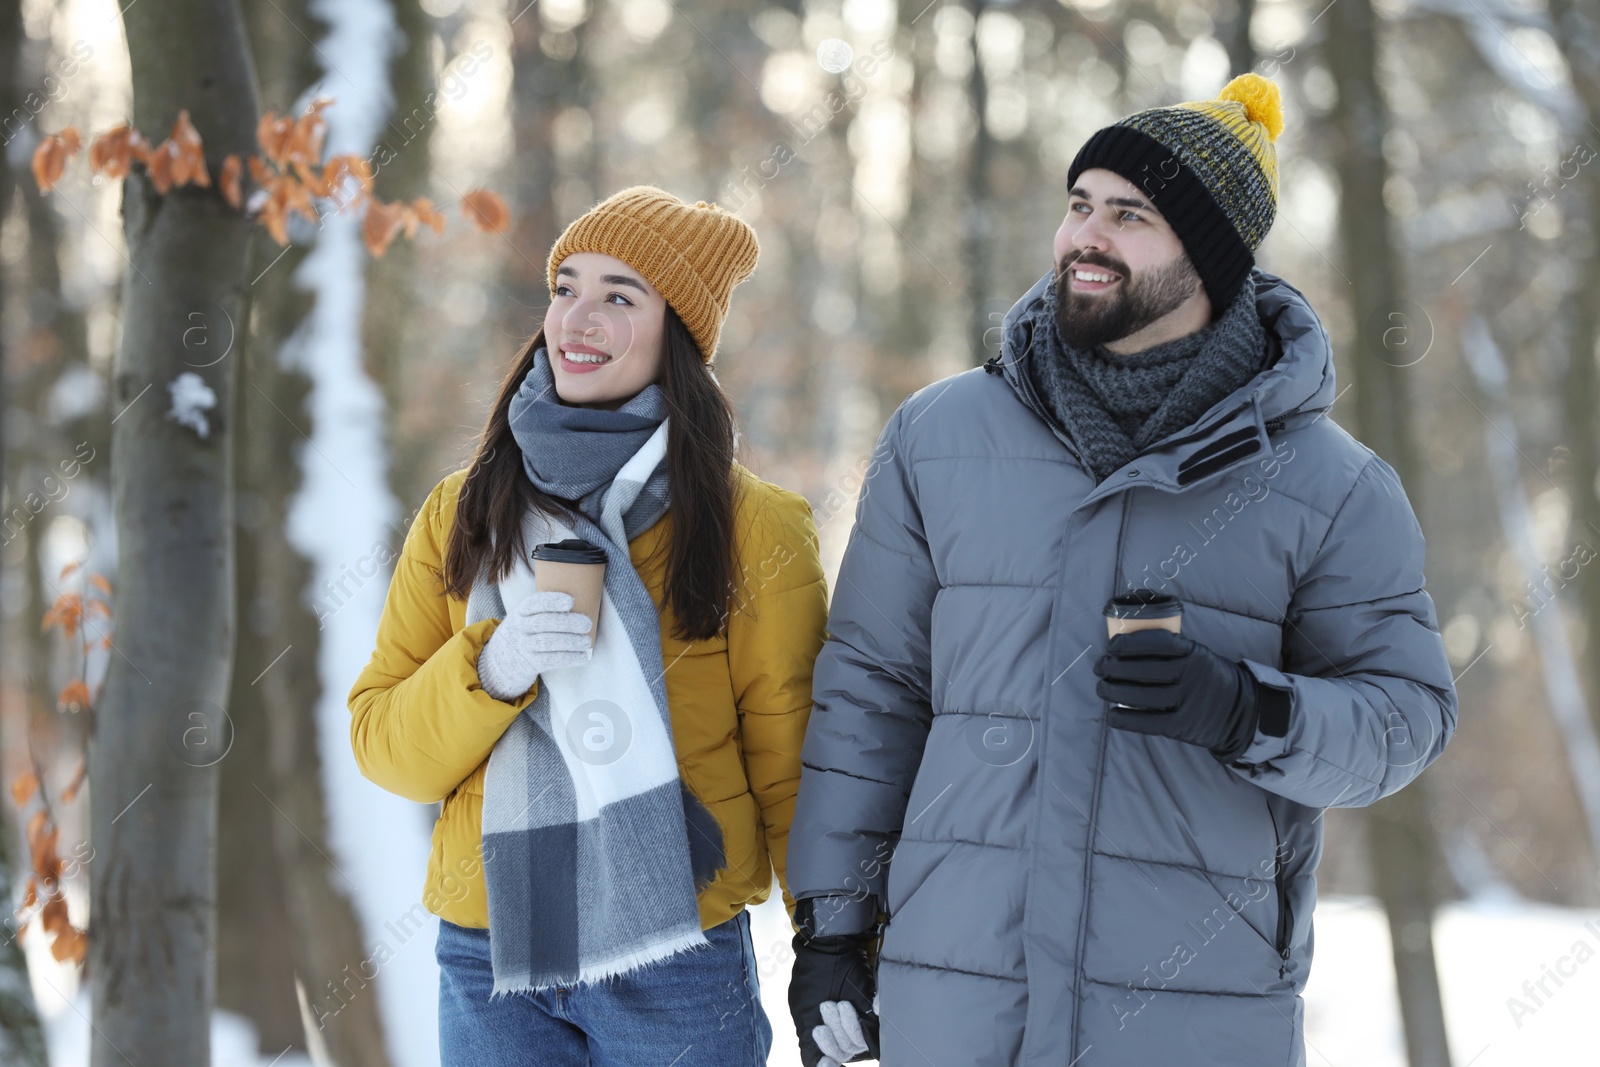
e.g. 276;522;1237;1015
2;0;1600;1062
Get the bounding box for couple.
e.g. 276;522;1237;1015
349;72;1457;1067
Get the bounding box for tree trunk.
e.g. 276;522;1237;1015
1546;0;1600;761
889;0;965;408
0;818;47;1067
216;1;399;1062
964;0;993;364
239;230;394;1067
1217;0;1257;80
89;2;259;1063
1460;317;1600;861
212;0;316;1051
10;14;104;827
0;760;46;1065
1326;0;1453;1063
363;0;437;510
0;0;45;968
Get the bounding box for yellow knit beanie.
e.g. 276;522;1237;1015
546;186;760;363
1067;73;1284;311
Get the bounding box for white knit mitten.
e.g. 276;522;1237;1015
475;591;594;701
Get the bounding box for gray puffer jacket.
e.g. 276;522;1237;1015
787;266;1458;1066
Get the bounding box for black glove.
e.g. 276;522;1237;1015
789;897;881;1067
1093;629;1287;762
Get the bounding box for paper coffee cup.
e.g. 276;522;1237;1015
1104;591;1182;713
533;539;606;647
1104;590;1183;638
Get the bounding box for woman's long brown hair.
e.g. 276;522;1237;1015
442;305;740;642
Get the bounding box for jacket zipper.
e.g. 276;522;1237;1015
1064;489;1137;1060
1112;491;1133;593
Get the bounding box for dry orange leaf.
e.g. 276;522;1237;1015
88;574;113;595
256;173;320;246
412;197;446;234
11;772;39;809
145;110;210;194
57;680;90;712
89;124;149;180
461;189;509;233
363;199;408;257
41;895;67;929
257;112;295;165
288;97;332;167
31;127;82;192
259;198;290;246
50;922;87;964
256;99;330;168
21;876;37;910
319;154;374;205
247;154;276;188
147;138;175;193
172;110;211;188
60;761;87;805
42;593;83;637
59;561;81;580
220;154;243;209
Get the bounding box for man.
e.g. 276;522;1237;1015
784;73;1458;1067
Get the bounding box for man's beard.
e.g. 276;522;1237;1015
1053;251;1202;350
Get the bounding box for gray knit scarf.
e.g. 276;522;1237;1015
465;349;725;996
1026;273;1267;482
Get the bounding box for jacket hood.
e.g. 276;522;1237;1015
985;265;1338;495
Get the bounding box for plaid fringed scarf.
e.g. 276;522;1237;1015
464;350;725;996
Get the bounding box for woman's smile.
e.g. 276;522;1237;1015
560;342;614;373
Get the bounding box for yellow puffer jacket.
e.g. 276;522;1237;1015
348;462;828;932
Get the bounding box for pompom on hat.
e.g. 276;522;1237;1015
547;185;760;363
1067;73;1285;312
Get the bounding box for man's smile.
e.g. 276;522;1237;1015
1069;267;1122;292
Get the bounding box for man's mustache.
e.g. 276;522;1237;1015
1059;253;1130;280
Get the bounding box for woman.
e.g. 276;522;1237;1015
348;186;828;1066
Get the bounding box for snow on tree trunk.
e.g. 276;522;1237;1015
283;1;438;1064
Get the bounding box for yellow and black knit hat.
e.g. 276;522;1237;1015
547;185;760;362
1066;73;1284;312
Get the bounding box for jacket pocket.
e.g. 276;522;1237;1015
1273;864;1292;958
1268;806;1292;959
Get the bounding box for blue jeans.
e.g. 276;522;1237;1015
437;909;773;1066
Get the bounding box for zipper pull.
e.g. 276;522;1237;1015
983;354;1004;375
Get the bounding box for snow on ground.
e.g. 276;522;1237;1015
36;990;315;1067
1301;897;1600;1067
31;893;1600;1063
748;893;1600;1067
